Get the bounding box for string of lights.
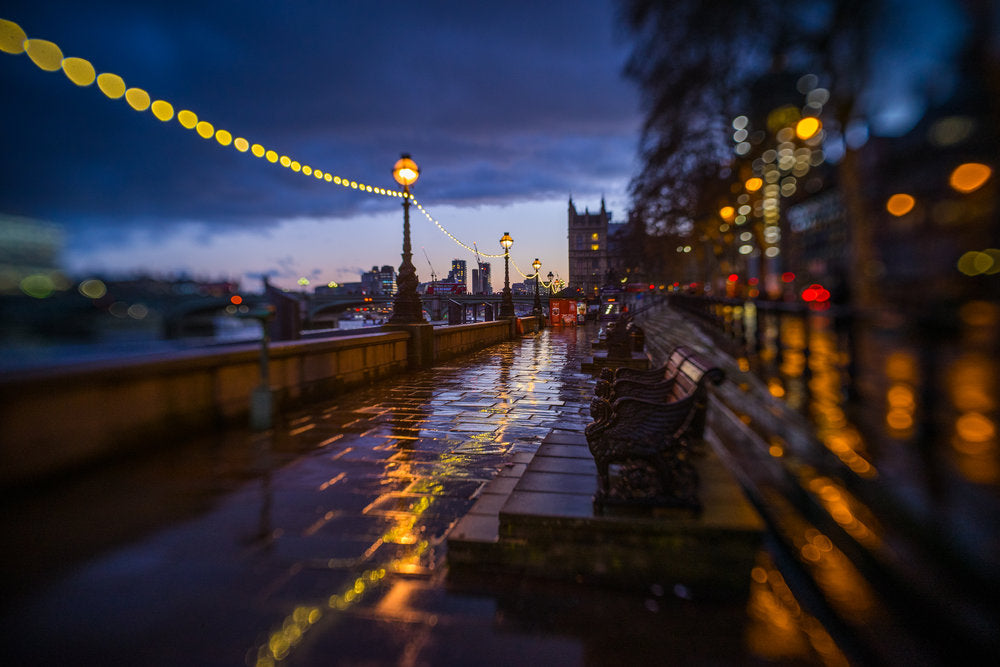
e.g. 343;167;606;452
0;18;410;202
409;197;505;258
509;258;558;288
1;17;555;276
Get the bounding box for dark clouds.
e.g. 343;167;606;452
1;0;639;241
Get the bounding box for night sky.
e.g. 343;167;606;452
1;1;640;289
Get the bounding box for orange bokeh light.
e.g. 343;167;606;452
949;162;992;193
795;116;822;140
886;193;915;216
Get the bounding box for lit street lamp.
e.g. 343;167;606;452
532;258;542;316
547;271;555;294
499;232;515;318
388;154;424;324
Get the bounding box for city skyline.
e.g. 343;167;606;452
0;2;639;292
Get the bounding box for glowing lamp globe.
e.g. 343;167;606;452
500;232;513;250
532;258;541;272
393;155;419;187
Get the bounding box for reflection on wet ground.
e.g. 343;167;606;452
2;325;842;666
656;296;1000;663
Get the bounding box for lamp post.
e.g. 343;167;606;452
388;154;424;324
547;271;554;294
499;232;515;318
532;258;542;316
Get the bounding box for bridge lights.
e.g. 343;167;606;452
499;233;515;318
388;153;425;323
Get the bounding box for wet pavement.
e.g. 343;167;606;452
2;324;831;666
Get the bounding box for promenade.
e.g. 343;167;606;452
1;322;785;666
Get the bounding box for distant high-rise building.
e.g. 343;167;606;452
567;197;624;297
360;265;397;295
481;262;491;293
471;262;492;294
447;259;467;291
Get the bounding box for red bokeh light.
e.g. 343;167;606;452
801;284;830;303
230;295;243;305
781;272;795;283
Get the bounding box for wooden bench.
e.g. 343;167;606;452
594;344;694;403
585;349;724;511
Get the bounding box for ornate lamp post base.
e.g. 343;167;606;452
500;288;515;319
531;258;542;316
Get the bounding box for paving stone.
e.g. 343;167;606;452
501;490;595;519
536;443;591;459
524;456;597;475
515;471;598;495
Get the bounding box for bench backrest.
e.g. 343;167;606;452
664;345;693;379
669;354;724;401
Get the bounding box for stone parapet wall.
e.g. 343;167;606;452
0;332;409;487
1;318;548;487
432;320;513;361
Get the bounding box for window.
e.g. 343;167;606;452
591;232;599;241
575;234;584;250
591;244;600;251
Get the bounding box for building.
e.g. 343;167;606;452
568;197;625;297
471;262;492;294
447;259;467;291
0;214;65;295
360;265;396;296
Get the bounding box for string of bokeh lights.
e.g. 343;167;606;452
0;17;558;282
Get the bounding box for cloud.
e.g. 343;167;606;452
2;1;639;288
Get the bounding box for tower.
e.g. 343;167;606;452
567;197;611;297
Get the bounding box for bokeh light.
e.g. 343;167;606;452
24;38;62;71
19;274;56;298
795;117;821;140
151;99;174;121
78;279;107;299
949;162;992;193
0;18;28;54
125;87;151;111
957;250;1000;276
61;57;95;86
97;72;126;99
886;193;915;216
177;109;198;129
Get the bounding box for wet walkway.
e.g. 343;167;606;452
3;325;800;666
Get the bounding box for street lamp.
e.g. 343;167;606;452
547;271;554;294
499;231;515;318
532;258;542;316
388;154;424;324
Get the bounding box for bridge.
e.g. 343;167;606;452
305;291;550;321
